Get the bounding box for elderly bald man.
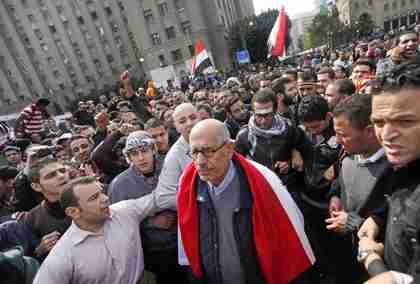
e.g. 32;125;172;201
178;119;315;284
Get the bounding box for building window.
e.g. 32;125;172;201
368;0;373;5
158;54;167;66
181;21;192;35
27;14;35;22
47;57;56;67
77;16;85;25
49;24;57;33
34;29;43;40
151;33;161;45
188;45;195;57
158;2;169;17
165;26;176;39
392;1;397;9
174;0;184;12
105;6;112;16
90;11;98;20
40;42;48;51
106;54;114;63
144;9;154;22
53;70;61;78
401;0;406;6
384;3;389;10
171;49;183;62
93;59;102;69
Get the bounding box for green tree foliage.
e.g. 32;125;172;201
354;13;375;38
306;6;342;49
229;10;292;62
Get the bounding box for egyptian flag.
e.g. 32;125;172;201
178;153;315;284
191;39;212;77
267;5;288;58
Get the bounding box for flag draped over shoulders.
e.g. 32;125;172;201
178;153;315;284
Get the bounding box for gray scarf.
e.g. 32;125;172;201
248;114;287;157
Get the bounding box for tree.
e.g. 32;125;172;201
306;6;343;49
354;13;375;38
229;10;292;63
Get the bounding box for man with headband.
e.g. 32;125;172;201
108;131;183;283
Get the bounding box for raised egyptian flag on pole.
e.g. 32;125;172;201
267;5;288;58
191;39;212;77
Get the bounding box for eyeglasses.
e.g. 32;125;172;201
189;142;226;160
254;112;274;119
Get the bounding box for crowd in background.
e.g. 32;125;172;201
1;29;420;284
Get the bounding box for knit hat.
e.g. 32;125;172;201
0;166;19;181
123;131;155;156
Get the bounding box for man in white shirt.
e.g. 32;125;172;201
33;176;156;284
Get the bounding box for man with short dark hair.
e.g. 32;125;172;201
352;58;376;81
325;79;355;110
3;145;24;170
33;176;158;284
357;59;420;283
376;31;419;78
236;88;310;195
69;135;93;164
224;97;250;139
22;157;71;259
317;67;336;90
144;118;171;156
0;166;19;217
14;98;50;142
326;95;392;283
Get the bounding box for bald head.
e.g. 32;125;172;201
190;119;230;146
173;103;196;120
173;103;200;142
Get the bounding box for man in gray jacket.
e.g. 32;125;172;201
108;131;183;283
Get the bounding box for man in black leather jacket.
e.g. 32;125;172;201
357;59;420;284
235;88;311;195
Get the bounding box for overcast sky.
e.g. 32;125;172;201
253;0;315;17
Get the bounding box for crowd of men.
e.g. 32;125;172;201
1;30;420;284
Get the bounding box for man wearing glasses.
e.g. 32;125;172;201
178;119;314;284
236;88;311;196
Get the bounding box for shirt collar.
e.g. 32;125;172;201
207;161;236;197
70;221;106;246
356;148;385;165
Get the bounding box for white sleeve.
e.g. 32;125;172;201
391;271;414;284
33;252;72;284
153;154;183;210
111;194;157;222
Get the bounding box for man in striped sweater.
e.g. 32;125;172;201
15;98;50;143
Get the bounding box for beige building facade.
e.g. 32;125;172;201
0;0;254;115
336;0;420;31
